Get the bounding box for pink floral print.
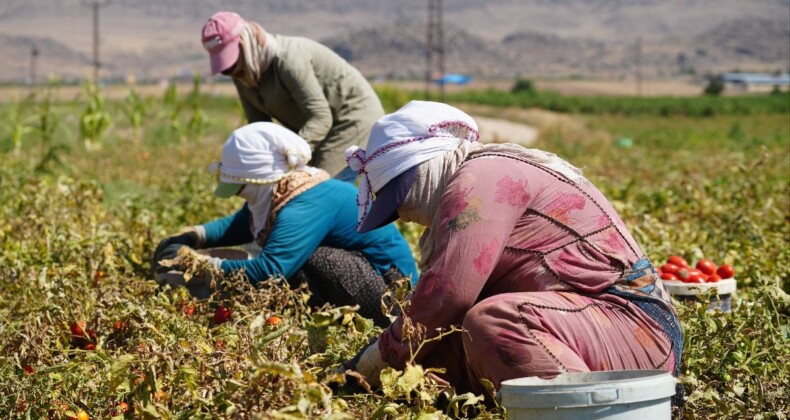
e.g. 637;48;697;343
495;175;531;207
442;187;482;232
545;192;586;224
473;238;500;276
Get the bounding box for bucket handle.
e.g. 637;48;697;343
590;388;619;403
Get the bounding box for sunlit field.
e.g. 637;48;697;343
1;81;787;418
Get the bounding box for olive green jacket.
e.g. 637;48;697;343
234;35;384;176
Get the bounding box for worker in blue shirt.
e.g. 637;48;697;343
152;122;417;326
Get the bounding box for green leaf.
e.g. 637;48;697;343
179;365;199;391
109;354;136;393
397;364;425;393
380;367;401;399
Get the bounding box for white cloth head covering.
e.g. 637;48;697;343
344;100;479;228
210;122;317;236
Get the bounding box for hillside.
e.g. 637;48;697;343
0;0;787;83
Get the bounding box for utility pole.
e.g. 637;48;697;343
635;37;643;96
85;0;109;83
426;0;445;100
30;44;39;86
92;1;100;82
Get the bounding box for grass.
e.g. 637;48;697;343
0;84;787;418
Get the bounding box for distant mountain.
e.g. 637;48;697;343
1;34;91;83
501;32;611;76
323;22;517;79
693;17;790;63
0;0;787;83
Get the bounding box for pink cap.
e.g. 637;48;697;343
201;11;246;75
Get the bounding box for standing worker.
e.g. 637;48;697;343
201;11;384;181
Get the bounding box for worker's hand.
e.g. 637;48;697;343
152;228;204;274
155;246;222;275
153;244;189;276
343;339;388;388
154;246;222;299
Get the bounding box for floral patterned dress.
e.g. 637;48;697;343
377;152;682;394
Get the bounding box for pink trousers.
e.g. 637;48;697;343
420;291;675;397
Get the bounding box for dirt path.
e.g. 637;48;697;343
472;115;539;146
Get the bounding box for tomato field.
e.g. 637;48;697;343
0;81;788;418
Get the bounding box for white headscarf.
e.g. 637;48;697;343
344;101;588;270
344;101;479;228
210;122;317;236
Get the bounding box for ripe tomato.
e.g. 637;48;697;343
181;303;196;316
94;270;104;280
706;274;722;283
266;316;283;326
684;269;705;283
213;306;232;324
86;329;97;341
215;339;225;350
68;410;90;420
83;343;96;351
70;321;86;337
113;321;127;331
667;255;689;268
716;264;735;279
114;402;129;415
695;259;717;275
23;364;35;375
133;370;146;385
660;263;681;275
660;272;679;281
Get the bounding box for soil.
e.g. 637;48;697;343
473;115;538;146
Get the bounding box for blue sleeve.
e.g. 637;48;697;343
202;204;255;248
219;200;333;285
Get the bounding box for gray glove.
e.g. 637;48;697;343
154;245;222;299
344;339;388;388
152;227;205;274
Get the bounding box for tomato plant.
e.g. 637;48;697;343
1;85;787;419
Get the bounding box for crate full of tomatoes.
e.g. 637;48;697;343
658;255;736;312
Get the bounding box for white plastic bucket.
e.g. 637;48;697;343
499;370;676;420
664;278;736;312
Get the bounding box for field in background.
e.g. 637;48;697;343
0;83;787;418
0;76;724;104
